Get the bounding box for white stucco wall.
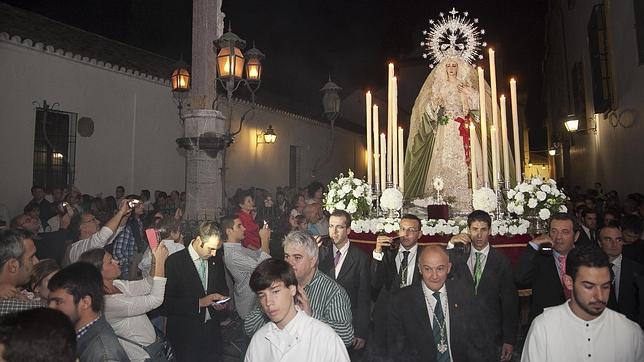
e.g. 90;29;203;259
549;0;644;195
0;37;366;218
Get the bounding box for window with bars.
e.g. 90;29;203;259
32;106;77;191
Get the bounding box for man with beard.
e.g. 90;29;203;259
521;245;644;361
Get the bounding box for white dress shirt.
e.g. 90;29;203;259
245;310;350;362
468;243;490;276
421;282;453;361
611;254;623;298
522;301;644;361
333;241;351;278
373;243;418;287
188;243;210;321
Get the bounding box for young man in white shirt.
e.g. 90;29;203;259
244;258;349;362
522;245;644;361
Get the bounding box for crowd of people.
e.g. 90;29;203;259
0;182;643;361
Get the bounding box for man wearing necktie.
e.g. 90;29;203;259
163;221;230;362
516;213;580;323
388;245;472;361
449;210;518;362
371;214;423;355
318;210;371;356
599;223;644;326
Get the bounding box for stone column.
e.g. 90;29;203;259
180;0;227;221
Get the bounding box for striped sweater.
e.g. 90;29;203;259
243;269;354;346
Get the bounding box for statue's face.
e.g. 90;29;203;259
446;61;458;78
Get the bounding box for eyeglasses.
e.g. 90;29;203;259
329;225;347;231
400;227;419;233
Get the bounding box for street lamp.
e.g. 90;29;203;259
171;59;191;121
256;124;277;145
312;76;343;176
564;118;579;132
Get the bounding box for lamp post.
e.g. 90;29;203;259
312;76;342;177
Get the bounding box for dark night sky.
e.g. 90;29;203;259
5;0;548;147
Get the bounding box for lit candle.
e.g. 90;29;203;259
491;126;499;190
477;67;489;185
500;94;510;183
387;63;394;183
392;76;398;187
510;78;522;184
489;48;499;189
366;91;373;186
380;133;387;188
373;105;380;188
398;127;404;193
469;123;478;190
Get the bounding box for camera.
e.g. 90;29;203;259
128;199;142;208
389;236;401;251
538;242;553;256
58;202;70;214
452;241;471;256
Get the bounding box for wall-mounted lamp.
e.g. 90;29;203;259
548;148;557;156
256;125;277;145
565;114;596;134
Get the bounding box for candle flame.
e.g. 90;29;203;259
510;78;516;83
367;90;371;95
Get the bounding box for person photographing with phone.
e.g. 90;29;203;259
162;220;229;361
243;230;354;347
447;210;518;362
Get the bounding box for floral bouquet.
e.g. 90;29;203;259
506;177;568;220
472;187;497;213
380;188;404;211
323;170;372;220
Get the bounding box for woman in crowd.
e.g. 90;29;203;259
306;181;325;204
80;244;168;362
236;189;261;250
29;259;60;299
290;194;306;218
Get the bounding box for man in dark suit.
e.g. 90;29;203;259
163;220;230;362
599;223;644;325
577;207;598;247
371;214;423;353
319;209;371;355
516;212;580;322
388;245;472;361
449;210;518;361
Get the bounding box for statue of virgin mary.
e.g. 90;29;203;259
403;56;483;211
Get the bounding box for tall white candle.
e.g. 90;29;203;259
398;127;404;193
380;133;387;188
477;67;489;185
392;76;398;187
491;126;499;190
366;91;372;186
373;105;380;188
500;94;510;183
469;123;478;190
387;63;394;182
510;78;522;184
489;48;499;188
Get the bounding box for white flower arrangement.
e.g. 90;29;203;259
432;176;445;192
472;187;497;213
507;177;568;220
353;216;530;236
323;170;372;220
380;187;404;211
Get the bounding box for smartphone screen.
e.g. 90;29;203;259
145;228;159;250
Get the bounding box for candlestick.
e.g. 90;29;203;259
398;127;404;193
477;67;489;184
489;49;499;189
392;77;398;187
380;133;387;189
491;126;499;190
469;123;478;190
500;94;510;184
366;91;372;186
373;104;380;188
387;63;394;183
510;78;522;184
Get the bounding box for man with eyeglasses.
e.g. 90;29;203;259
371;214;423;354
64;199;131;265
516;212;581;322
319;209;371;355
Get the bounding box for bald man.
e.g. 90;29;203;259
388;246;473;361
